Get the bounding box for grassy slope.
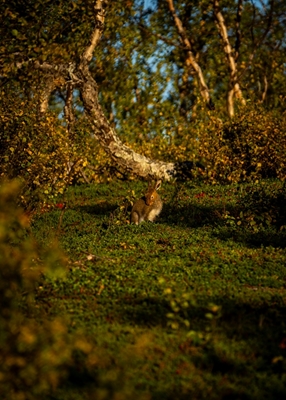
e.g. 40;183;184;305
32;180;286;400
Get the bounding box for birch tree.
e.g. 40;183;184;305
0;0;200;181
0;0;285;188
213;0;246;117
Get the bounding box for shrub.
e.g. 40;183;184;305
195;105;286;183
0;90;92;209
0;180;92;400
236;181;286;232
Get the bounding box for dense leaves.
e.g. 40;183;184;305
0;0;95;72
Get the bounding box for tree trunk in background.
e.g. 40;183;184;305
167;0;214;110
213;0;246;117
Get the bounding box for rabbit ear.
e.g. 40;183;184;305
155;180;162;190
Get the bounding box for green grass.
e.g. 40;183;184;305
31;180;286;400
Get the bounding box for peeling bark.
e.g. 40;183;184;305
31;59;198;180
77;63;176;180
81;0;106;64
33;63;66;114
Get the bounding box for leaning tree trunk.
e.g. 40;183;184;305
63;0;202;181
77;62;202;180
19;1;203;181
77;63;176;180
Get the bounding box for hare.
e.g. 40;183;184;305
131;180;163;225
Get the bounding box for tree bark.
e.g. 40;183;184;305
37;73;65;114
77;62;182;180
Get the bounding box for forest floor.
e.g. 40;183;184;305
31;179;286;400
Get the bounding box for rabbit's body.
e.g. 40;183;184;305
131;180;163;225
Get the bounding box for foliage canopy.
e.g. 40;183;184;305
0;0;286;202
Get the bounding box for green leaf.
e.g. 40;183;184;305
11;29;19;37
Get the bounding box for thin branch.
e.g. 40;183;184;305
234;0;243;61
79;169;90;184
261;75;268;103
213;0;239;80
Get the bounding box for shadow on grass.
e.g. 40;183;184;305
118;293;286;335
75;202;118;216
114;296;170;327
213;228;286;249
54;294;286;400
162;202;286;249
160;203;229;228
119;295;286;384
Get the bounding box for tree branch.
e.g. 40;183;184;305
261;75;268;103
77;62;177;180
68;0;201;180
81;0;107;64
5;0;203;182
